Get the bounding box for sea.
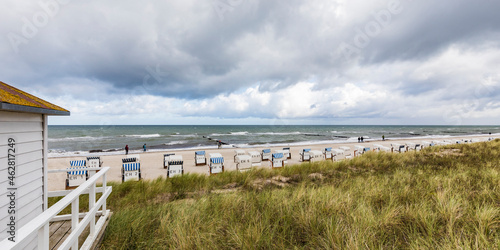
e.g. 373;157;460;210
47;125;500;157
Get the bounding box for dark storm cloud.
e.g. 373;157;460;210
1;0;500;124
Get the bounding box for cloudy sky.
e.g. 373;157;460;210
1;0;500;125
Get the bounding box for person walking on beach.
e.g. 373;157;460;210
143;143;147;152
358;137;361;143
382;135;385;141
217;140;222;149
125;145;129;155
361;136;364;143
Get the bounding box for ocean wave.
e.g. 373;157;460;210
230;131;249;135
124;134;162;138
254;131;302;136
48;136;106;142
164;141;188;146
171;134;198;138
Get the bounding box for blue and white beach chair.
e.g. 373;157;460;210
66;160;88;189
272;153;284;168
122;162;141;182
195;151;206;166
209;153;224;175
262;149;271;161
300;149;311;162
324;147;333;160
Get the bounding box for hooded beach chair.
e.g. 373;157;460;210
309;150;323;162
66;160;88;189
248;151;262;167
324;147;333;160
209;153;224;175
262;149;271;161
339;146;353;159
195;151;207;166
332;149;345;161
272;153;284;168
122;162;141;182
163;153;175;169
86;156;102;177
234;149;246;162
282;147;291;159
236;155;252;172
373;144;391;152
354;146;364;157
167;155;183;178
300;149;311;162
391;143;406;153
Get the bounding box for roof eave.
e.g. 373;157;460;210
0;102;70;116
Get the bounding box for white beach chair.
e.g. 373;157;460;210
391;143;406;153
163;153;175;169
309;150;323;162
248;151;262;167
272;153;284;168
354;145;364;156
167;155;183;178
66;160;88;190
122;162;141;182
234;149;246;162
195;151;207;166
209;153;224;175
324;147;333;160
300;149;311;162
86;156;102;177
339;146;353;159
236;155;252;172
332;149;345;161
282;147;291;159
262;149;271;161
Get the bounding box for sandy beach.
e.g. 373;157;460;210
47;135;495;191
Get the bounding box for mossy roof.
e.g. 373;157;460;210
0;81;70;115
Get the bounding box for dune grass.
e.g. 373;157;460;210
52;140;500;249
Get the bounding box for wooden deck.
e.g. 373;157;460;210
49;215;110;249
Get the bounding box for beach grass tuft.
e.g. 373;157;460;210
50;139;500;249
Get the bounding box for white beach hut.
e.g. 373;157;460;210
272;152;284;168
300;148;311;162
66;159;88;189
261;149;271;161
248;151;262;167
166;155;183;178
332;149;345;161
209;153;224;175
324;147;333;160
234;149;246;162
282;147;291;159
0;81;112;249
235;155;252;172
195;151;206;166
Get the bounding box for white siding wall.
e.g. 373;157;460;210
0;110;44;246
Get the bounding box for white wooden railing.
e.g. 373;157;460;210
1;167;112;250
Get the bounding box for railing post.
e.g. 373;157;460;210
38;223;48;249
89;182;96;236
72;198;79;250
102;173;107;212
